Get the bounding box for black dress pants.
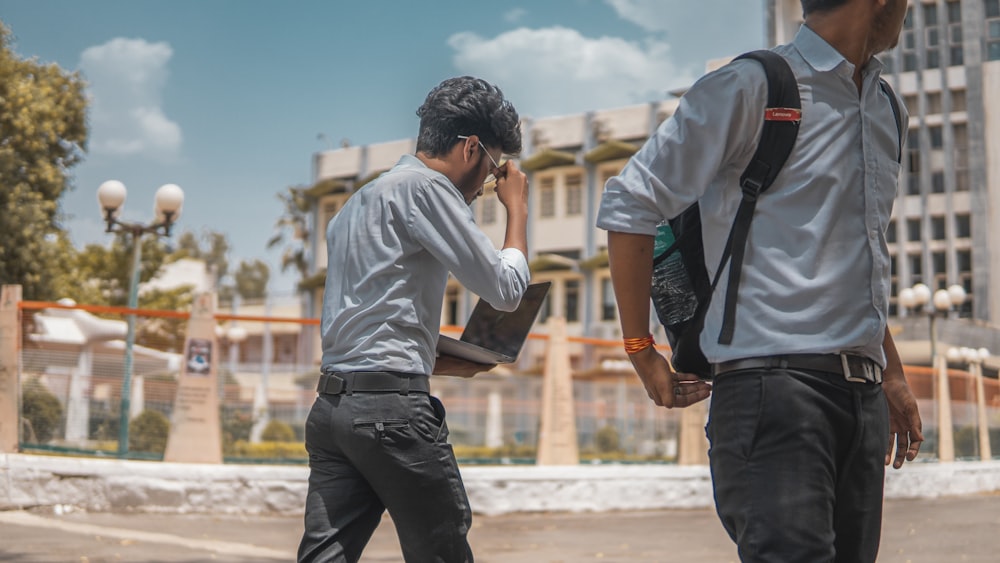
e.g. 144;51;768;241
706;368;889;563
297;391;473;563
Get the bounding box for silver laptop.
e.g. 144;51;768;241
436;282;551;364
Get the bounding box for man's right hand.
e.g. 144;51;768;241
628;346;712;408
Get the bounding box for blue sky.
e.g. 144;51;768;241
1;0;765;293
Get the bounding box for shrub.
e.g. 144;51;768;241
129;410;170;454
229;440;307;460
595;425;621;454
260;419;296;442
21;379;63;443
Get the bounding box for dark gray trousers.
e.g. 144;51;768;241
706;368;889;563
297;392;473;563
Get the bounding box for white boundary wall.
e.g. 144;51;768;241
2;454;999;516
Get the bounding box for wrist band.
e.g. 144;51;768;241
623;334;655;355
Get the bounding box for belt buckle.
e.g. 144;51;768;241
319;373;346;394
840;353;880;384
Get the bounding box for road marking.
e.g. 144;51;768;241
0;511;290;560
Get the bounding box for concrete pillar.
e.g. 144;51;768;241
973;361;992;461
64;344;93;444
936;354;955;462
485;385;503;449
536;317;579;465
677;400;710;465
0;285;22;453
164;292;223;463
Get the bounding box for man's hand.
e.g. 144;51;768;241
432;354;494;378
883;375;923;468
628;346;712;408
494;159;528;213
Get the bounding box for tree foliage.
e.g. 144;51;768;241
268;186;311;281
0;22;88;300
169;229;230;286
233;259;270;301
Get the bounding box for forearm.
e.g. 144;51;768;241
607;230;655;339
882;327;905;383
502;203;528;258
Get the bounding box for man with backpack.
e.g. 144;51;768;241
597;1;922;561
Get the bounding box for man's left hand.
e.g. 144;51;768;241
883;376;924;469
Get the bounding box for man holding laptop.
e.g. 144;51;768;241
298;76;530;563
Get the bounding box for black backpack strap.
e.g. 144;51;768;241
716;50;802;345
879;78;903;163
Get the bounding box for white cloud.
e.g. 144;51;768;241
504;7;528;23
80;38;182;160
448;27;693;118
604;0;671;33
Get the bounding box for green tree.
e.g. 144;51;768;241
0;22;88;300
268;186;311;282
68;234;170;306
233;259;270;301
168;229;230;286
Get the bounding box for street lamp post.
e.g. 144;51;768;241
898;282;966;462
97;180;184;457
949;346;992;461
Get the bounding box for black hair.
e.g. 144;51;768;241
415;76;522;157
801;0;849;16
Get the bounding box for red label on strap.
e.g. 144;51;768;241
765;108;802;122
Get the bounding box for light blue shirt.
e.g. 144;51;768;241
597;26;907;367
321;154;530;374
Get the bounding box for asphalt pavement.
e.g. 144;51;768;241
0;493;997;562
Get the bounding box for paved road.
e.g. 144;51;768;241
0;494;997;562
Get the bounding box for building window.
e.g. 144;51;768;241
565;174;583;216
932;252;947;279
951;89;967;112
957;249;972;272
955;214;971;238
988;0;1000;60
539;177;555;218
926;92;942;115
565;279;580;322
481;196;496;225
601;278;616;321
909;253;923;281
907;218;922;242
948;0;964;66
931;171;945;193
931;216;946;240
886;220;897;243
902;7;918;71
929;125;944;149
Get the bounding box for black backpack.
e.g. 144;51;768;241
650;50;903;379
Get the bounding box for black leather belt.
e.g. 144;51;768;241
712;353;883;384
317;371;430;395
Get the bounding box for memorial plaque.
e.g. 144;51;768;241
536;316;579;465
164;292;223;463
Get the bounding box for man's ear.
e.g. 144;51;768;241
461;134;481;164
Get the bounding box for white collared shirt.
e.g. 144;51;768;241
321;154;530;373
597;25;907;366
